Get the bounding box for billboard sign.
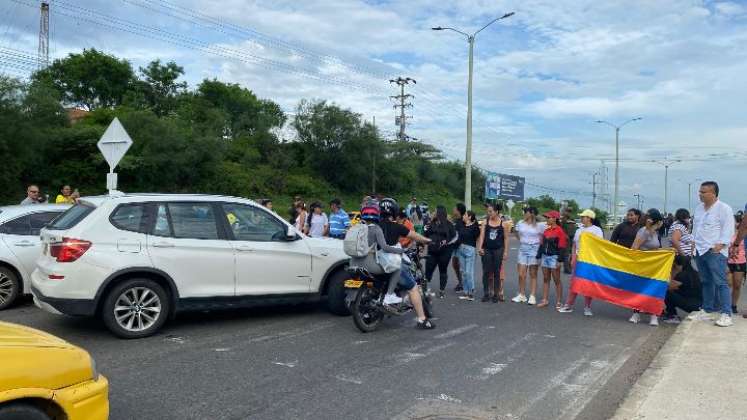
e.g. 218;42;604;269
484;172;525;201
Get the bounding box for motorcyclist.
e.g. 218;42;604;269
377;198;435;329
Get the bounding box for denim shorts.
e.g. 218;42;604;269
518;243;540;266
541;254;558;269
398;263;417;290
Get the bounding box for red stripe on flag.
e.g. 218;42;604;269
570;276;664;314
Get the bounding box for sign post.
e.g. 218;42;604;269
97;117;133;194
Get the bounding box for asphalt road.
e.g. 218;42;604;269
1;248;673;420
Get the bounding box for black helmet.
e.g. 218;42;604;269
379;197;399;218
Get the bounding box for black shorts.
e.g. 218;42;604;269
729;263;747;273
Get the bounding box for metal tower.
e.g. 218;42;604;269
38;2;50;69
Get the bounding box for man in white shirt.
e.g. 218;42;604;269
690;181;735;327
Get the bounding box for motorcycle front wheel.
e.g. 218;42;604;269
351;287;384;333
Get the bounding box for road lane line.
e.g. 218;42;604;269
434;323;479;339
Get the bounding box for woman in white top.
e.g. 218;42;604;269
304;202;329;238
512;207;546;305
668;208;694;257
559;209;604;316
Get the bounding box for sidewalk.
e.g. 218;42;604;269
612;314;747;420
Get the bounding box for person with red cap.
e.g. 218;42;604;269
536;210;569;308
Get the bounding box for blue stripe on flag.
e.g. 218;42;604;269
574;261;668;299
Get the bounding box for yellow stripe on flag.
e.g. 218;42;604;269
577;233;674;282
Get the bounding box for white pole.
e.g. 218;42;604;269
465;36;474;211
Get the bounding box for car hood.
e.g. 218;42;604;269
0;321;73;349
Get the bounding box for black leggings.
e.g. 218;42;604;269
665;291;701;316
426;250;452;291
482;248;504;296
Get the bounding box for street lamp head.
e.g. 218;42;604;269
432;27;444;30
501;12;515;19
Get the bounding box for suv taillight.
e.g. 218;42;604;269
50;238;92;263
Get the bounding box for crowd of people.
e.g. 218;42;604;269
17;181;745;330
303;181;744;330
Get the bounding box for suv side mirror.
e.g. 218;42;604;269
286;226;298;240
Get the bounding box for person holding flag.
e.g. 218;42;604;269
630;209;666;326
558;209;604;316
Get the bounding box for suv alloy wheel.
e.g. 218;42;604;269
0;267;20;310
102;278;170;339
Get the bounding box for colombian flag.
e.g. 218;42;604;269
570;233;675;314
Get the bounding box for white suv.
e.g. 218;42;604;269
0;204;70;310
31;194;351;338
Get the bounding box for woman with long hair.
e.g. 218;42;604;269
305;202;329;238
457;210;480;301
630;209;664;326
513;207;545;305
424;205;457;298
477;203;511;303
537;211;568;309
668;208;694;258
558;209;603;316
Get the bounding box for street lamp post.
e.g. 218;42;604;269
433;12;515;210
633;193;641;210
652;158;681;214
596;117;642;223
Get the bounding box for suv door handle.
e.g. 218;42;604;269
236;245;255;252
152;242;175;248
13;241;35;247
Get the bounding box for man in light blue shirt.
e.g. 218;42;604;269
328;198;351;239
690;181;735;327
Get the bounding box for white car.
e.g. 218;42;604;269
0;204;70;310
31;194;351;338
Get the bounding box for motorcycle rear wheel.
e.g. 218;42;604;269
351;287;384;333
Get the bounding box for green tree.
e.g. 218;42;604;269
32;48;135;111
136;60;187;117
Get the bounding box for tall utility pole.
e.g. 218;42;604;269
389;77;415;141
38;1;50;69
433;12;515;210
653;158;681;214
596;117;643;223
371;116;377;194
592;171;599;209
633;193;642;210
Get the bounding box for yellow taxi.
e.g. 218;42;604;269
348;211;362;226
0;321;109;420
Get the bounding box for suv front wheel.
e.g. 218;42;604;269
102;278;170;339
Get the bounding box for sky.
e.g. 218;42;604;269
1;0;745;214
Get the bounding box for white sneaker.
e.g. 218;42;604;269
583;307;593;317
527;295;537;305
716;313;733;327
511;294;527;303
649;315;659;327
383;293;403;305
687;309;714;321
558;305;573;313
629;312;641;324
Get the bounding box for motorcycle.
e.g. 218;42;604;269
344;246;434;333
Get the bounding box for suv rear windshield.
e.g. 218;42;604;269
46;204;95;230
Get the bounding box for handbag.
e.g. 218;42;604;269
376;249;402;273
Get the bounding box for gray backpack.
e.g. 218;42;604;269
344;223;371;257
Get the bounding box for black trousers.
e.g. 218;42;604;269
482;248;504;296
426;249;452;291
665;291;701;316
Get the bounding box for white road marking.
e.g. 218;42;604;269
335;374;363;385
394;342;456;366
214;348;230;352
246;321;334;344
437;394;462;403
273;361;298;368
434;324;479;339
480;363;508;378
165;336;186;344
